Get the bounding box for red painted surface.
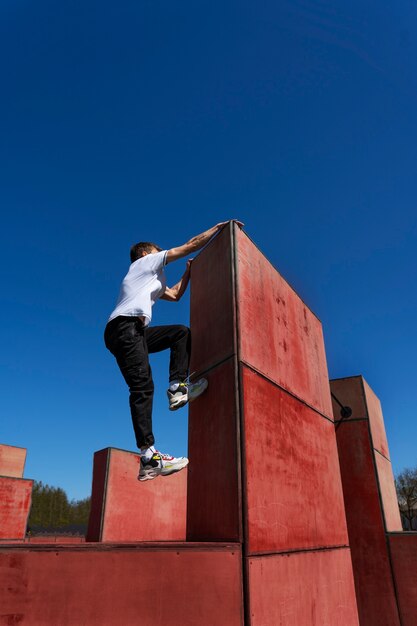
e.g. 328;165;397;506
242;365;348;554
187;359;241;542
375;452;402;531
247;548;359;626
330;377;401;532
86;448;187;542
330;376;391;458
0;444;26;478
363;378;390;458
335;420;401;626
190;223;235;376
0;542;243;626
236;227;332;419
187;225;357;622
0;477;32;540
389;533;417;626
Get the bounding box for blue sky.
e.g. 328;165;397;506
1;0;416;500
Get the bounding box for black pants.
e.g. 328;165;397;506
104;316;191;449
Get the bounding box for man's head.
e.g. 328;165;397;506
130;242;162;263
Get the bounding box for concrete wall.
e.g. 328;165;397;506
187;223;359;625
86;447;187;542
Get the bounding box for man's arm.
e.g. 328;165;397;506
161;260;192;302
166;220;243;264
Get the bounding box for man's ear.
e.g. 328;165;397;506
141;251;149;258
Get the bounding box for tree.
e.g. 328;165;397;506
28;481;91;532
396;466;417;530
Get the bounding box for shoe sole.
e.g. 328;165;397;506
138;468;161;482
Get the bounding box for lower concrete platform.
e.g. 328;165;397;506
246;547;359;626
0;542;243;626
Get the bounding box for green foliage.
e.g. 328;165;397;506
28;481;91;531
396;465;417;530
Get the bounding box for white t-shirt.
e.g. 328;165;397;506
108;250;168;326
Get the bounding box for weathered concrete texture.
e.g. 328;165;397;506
247;548;359;626
333;376;417;626
0;543;243;626
0;444;26;478
389;533;417;626
0;477;33;540
187;223;358;624
242;365;349;555
187;359;241;542
189;224;235;376
236;228;333;419
86;448;187;542
331;376;391;459
330;377;402;533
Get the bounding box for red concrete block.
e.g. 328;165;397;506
187;359;241;542
334;420;401;626
247;547;359;626
389;533;417;626
242;365;348;555
0;476;33;540
187;225;351;559
190;223;236;376
331;376;390;458
187;225;357;621
330;377;402;531
0;542;243;626
331;376;367;421
0;444;26;478
86;448;187;542
236;227;332;419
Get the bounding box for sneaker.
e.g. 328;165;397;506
167;378;208;411
138;451;189;481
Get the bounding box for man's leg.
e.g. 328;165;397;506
104;318;154;449
145;324;191;382
145;324;208;411
105;319;190;481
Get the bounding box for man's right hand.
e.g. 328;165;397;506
166;220;244;264
217;219;244;230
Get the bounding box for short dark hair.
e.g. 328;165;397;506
130;241;162;263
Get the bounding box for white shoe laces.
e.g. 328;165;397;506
158;451;174;462
180;371;196;387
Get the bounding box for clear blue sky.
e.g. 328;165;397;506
1;1;416;500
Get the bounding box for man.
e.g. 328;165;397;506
104;220;234;481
